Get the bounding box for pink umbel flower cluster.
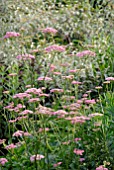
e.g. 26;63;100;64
16;54;35;60
73;149;84;155
37;76;53;81
4;32;20;39
30;154;45;162
45;45;66;52
50;88;64;93
13;130;31;137
76;50;96;57
96;165;108;170
105;77;114;81
0;158;8;166
53;162;62;167
25;88;42;94
42;27;58;34
5;143;17;150
13;93;31;99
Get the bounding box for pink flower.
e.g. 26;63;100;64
80;158;85;162
30;154;45;162
74;138;81;142
42;27;57;34
13;130;24;137
72;81;82;85
25;88;42;94
0;139;6;145
5;143;17;150
28;98;40;103
53;162;62;167
16;54;35;60
96;165;108;170
0;158;8;165
19;110;33;115
45;45;65;52
50;88;63;93
73;149;84;155
38;128;49;133
88;113;103;118
8;73;17;76
76;50;96;57
13;93;31;99
85;99;96;104
37;76;53;81
105;77;114;81
4;32;20;39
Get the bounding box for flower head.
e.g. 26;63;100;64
42;27;58;34
30;154;45;162
4;32;20;39
0;158;8;165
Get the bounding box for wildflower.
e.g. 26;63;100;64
39;93;49;97
49;64;56;72
95;86;102;89
105;77;114;81
53;72;61;75
4;32;20;39
62;140;71;145
50;88;63;93
42;27;57;34
62;75;74;80
17;116;28;121
72;81;82;85
3;91;10;94
16;54;35;60
5;143;17;150
28;98;40;103
30;154;45;162
88;113;103;118
9;119;17;123
13;130;24;137
45;45;65;52
37;76;52;81
76;50;96;57
69;69;78;73
0;158;8;165
96;165;108;170
25;88;42;95
8;73;17;76
74;138;81;142
52;110;68;116
13;93;31;99
53;162;62;167
23;132;31;136
80;158;85;162
73;149;84;155
85;99;96;104
0;139;6;145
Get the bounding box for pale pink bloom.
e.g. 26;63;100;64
0;158;8;165
9;119;17;123
80;158;85;162
53;110;68;115
50;88;63;93
8;73;17;76
39;93;49;97
83;94;88;97
30;49;39;53
49;64;56;71
89;113;103;118
5;143;17;150
62;75;74;80
16;54;35;60
85;99;96;104
96;165;108;170
69;69;78;73
16;104;26;109
4;102;14;109
13;93;31;99
62;140;71;145
13;130;24;137
105;77;114;81
42;27;57;34
19;110;33;115
74;138;81;142
76;50;96;57
45;45;65;52
77;100;83;104
71;119;86;124
25;88;42;94
60;63;70;67
28;98;40;103
53;72;61;75
30;154;45;162
73;149;84;155
95;86;102;89
37;76;52;81
72;81;82;85
24;132;31;136
0;139;6;145
17;116;28;121
53;162;62;167
4;32;20;39
3;90;10;94
38;128;49;133
25;85;31;88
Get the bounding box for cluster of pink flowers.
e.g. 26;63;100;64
25;88;42;94
19;110;33;115
0;139;6;145
53;162;62;167
96;165;108;170
13;130;31;137
13;93;31;99
88;113;103;118
4;32;20;39
76;50;96;57
37;76;53;81
45;45;65;52
73;148;84;155
50;88;64;93
85;99;96;104
16;54;35;60
72;81;82;85
0;158;8;166
5;143;17;150
105;77;114;81
42;27;58;34
30;154;45;162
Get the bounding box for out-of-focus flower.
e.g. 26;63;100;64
4;32;20;39
45;45;65;52
0;158;8;165
19;110;33;115
37;76;53;81
85;99;96;104
72;81;82;85
73;149;84;155
13;130;24;137
5;143;17;150
105;77;114;81
50;88;63;93
13;93;31;99
42;27;58;34
8;73;17;76
30;154;45;162
88;113;103;118
0;139;6;145
96;165;108;170
53;162;62;167
76;50;96;57
16;54;35;60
